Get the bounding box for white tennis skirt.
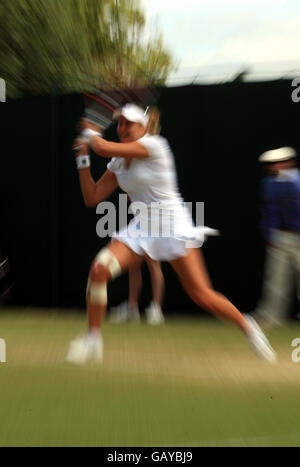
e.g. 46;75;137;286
111;210;219;261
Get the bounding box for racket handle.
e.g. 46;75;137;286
73;128;102;152
82;128;103;141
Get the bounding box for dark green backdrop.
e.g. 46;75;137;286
0;81;299;314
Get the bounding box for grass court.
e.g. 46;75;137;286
0;309;300;446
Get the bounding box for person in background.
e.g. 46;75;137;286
253;147;300;326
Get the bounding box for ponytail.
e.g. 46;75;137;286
145;106;161;135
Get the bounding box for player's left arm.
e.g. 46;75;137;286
91;138;149;160
78;118;149;160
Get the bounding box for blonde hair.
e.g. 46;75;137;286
145;106;161;135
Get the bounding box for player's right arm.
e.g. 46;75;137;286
75;142;118;207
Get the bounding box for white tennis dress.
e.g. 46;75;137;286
107;134;217;261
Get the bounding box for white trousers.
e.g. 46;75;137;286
255;230;300;324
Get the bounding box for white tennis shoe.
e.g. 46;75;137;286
245;314;276;363
109;301;141;323
145;302;165;325
66;333;103;365
128;306;141;323
109;301;130;323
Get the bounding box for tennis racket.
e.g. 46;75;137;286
82;86;158;132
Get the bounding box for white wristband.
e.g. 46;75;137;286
76;155;90;169
81;128;102;144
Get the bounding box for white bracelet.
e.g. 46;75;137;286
76;155;90;169
81;128;102;144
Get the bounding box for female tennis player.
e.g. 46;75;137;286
66;104;276;364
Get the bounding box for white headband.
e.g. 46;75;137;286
120;103;149;127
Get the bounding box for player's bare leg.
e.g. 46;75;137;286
146;258;164;306
170;248;276;362
66;241;143;364
87;241;143;330
122;265;142;322
109;264;142;324
145;258;165;325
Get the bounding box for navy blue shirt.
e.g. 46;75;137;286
260;169;300;241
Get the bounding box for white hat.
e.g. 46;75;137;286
120;103;149;127
259;147;297;163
